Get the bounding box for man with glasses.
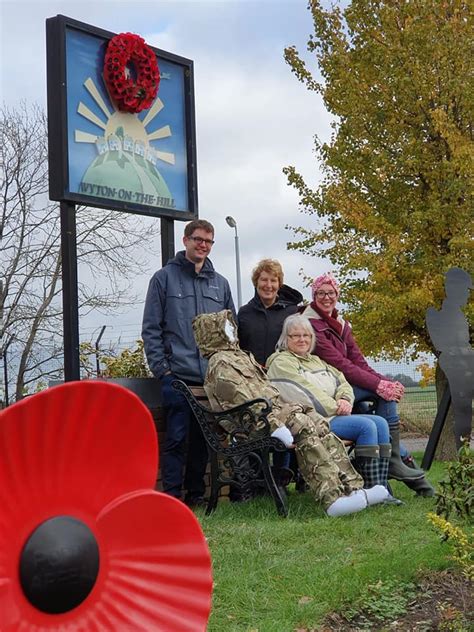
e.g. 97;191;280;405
142;219;235;507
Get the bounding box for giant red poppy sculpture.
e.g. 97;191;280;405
0;381;213;630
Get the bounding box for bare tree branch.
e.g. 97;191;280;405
1;103;157;401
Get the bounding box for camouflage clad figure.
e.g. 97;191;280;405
193;310;388;516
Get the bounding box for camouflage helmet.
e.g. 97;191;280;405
192;310;239;358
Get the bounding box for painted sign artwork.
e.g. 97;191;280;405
65;27;191;215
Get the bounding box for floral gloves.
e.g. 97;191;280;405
376;379;405;402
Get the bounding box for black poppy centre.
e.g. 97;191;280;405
19;516;100;614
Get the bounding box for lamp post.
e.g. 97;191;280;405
225;216;242;309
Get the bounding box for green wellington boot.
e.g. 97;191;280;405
389;424;424;481
403;476;436;497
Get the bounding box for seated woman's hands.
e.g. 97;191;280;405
376;379;404;402
336;399;353;415
393;381;405;398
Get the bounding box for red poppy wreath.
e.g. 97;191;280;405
0;381;213;630
104;32;160;113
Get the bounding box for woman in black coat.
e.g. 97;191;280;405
237;259;302;496
238;259;303;367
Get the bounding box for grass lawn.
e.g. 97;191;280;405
197;455;452;631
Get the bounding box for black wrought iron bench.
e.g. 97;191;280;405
172;380;289;517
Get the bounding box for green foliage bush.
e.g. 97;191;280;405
80;340;151;378
428;441;473;582
100;340;151;378
435;441;473;523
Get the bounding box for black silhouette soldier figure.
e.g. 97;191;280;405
423;268;473;466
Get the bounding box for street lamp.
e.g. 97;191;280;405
225;216;242;309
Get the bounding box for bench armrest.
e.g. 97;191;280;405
172;379;281;450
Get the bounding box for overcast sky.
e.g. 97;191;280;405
1;1;333;346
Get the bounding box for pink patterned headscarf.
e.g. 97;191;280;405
311;272;340;300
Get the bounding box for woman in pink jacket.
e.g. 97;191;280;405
301;272;434;496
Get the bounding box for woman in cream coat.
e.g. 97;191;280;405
267;314;400;502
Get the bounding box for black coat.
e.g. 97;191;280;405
237;285;303;366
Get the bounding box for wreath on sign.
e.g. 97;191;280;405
104;32;160;114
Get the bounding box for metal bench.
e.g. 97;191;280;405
172;380;289;517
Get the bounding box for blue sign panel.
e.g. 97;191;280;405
47;15;197;219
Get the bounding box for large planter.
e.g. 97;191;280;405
98;377;162;410
49;378;162;410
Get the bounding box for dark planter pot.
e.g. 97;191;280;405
97;377;162;409
49;378;162;410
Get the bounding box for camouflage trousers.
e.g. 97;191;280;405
285;408;364;510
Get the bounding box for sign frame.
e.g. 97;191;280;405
46;14;198;220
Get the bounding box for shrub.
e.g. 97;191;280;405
428;441;474;582
435;441;473;522
79;340;151;378
428;514;473;581
101;340;151;378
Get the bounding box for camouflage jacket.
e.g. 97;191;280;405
192;310;328;434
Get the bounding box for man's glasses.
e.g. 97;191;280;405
315;290;336;299
188;235;215;246
288;333;312;340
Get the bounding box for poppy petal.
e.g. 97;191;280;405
0;384;212;629
92;490;213;631
0;382;159;599
0;579;20;628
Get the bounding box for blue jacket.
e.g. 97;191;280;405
142;251;235;382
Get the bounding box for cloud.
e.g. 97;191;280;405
2;0;330;336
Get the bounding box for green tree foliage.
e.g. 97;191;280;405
284;0;473;360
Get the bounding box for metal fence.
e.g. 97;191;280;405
368;358;437;433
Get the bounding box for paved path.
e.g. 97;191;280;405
402;435;474;453
402;436;430;453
